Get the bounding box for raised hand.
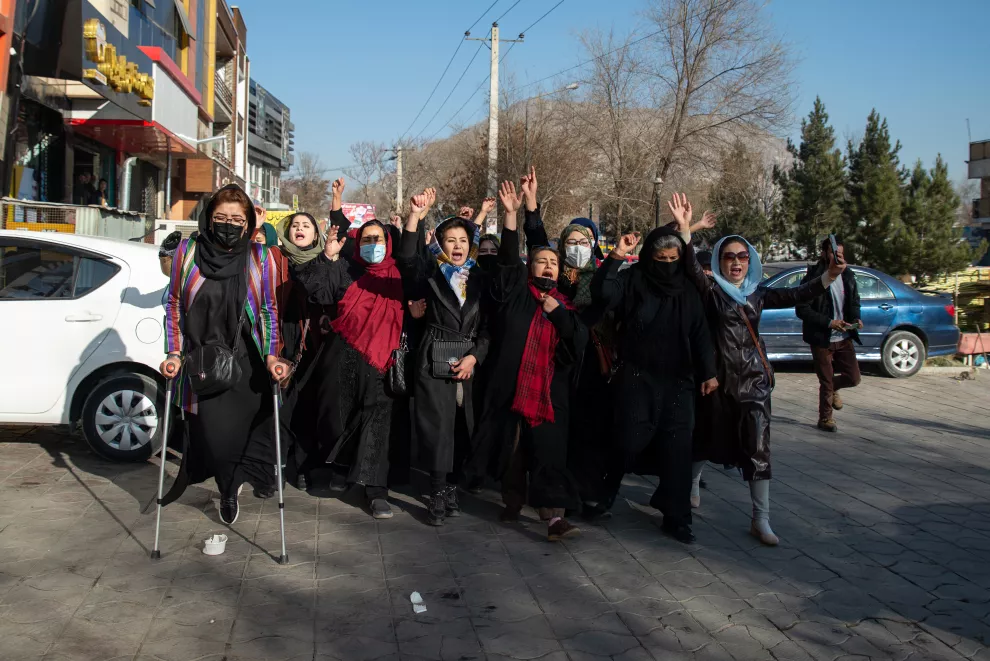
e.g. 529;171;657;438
499;181;522;214
700;377;719;396
458;206;475;220
332;177;345;198
480;197;496;215
389;214;402;229
827;249;847;280
667;193;692;232
418;188;437;221
424;228;435;246
520;166;538;211
408;299;427;319
694;210;717;231
613;232;640;258
410;192;429;216
324;226;345;259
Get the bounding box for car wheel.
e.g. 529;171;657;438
880;330;926;378
81;373;162;461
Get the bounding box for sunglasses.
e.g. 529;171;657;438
720;251;750;263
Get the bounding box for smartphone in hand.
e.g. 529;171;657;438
828;234;842;265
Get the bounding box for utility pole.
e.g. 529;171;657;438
467;24;524;198
394;147;403;213
653;175;663;229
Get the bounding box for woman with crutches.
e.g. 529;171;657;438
153;184;288;533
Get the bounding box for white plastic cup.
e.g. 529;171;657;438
203;533;228;556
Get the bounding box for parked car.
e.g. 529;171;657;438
759;262;959;378
0;230;169;460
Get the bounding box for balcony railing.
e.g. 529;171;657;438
215;70;233;113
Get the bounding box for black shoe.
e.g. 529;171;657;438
253;485;275;499
219;495;239;525
661;521;695;544
330;472;348;492
427;490;446;526
370;498;393;519
547;517;581;541
444;486;460;517
465;477;484;495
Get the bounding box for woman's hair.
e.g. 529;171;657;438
438;218;475;242
211;186;252;215
719;237;748;259
530;246;559;261
651;234;682;255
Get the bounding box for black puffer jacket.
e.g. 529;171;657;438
795;262;861;348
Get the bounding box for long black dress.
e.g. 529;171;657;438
396;227;490;480
467;228;586;511
294;253;406;495
590;228;716;527
523;207;613;508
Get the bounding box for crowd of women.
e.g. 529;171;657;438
157;169;845;545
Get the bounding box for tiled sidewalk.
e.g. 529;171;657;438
0;371;987;661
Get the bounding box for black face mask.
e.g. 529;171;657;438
532;276;557;292
642;258;684;296
649;261;679;278
212;221;244;250
477;255;498;272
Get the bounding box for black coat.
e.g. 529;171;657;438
467;228;587;508
685;244;826;481
795;262;862;348
397;229;490;474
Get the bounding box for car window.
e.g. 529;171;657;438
0;244;118;300
854;272;893;300
768;271;806;289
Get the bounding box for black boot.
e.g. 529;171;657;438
444;486;460;517
427;490;446;527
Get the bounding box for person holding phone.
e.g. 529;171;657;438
796;236;863;433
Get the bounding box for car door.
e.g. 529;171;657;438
852;270;896;349
0;237;124;416
760;269;809;356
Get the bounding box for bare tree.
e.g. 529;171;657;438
344;141;394;212
280;152;331;216
645;0;793;203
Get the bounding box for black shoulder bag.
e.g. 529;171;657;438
185;302;249;398
385;332;411;397
429;324;475;379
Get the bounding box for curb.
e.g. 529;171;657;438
918;366;986;375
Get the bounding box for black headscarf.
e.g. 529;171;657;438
194;183;256;280
193;184;256;344
632;226;685;298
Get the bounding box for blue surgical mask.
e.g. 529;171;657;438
360;243;386;264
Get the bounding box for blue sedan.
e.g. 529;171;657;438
759;263;960;378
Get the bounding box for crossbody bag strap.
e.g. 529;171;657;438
736;304;773;387
428;322;475;341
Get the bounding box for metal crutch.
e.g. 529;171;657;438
272;364;289;565
151;362;177;560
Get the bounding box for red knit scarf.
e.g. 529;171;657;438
511;283;575;427
331;233;404;374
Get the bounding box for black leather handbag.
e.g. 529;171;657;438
430;339;475;379
185;306;247;398
385;332;410;397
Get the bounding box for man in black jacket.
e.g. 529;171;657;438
796;237;863;433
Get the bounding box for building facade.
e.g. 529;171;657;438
967;139;990;265
247;78;293;207
1;0;259;223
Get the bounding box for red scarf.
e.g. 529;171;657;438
331;229;404;374
511;282;575;427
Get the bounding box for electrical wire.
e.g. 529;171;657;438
494;0;523;23
412;41;487;142
518;0;566;36
398;0;502;142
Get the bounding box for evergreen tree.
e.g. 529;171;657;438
902;156;975;281
776;97;847;256
845;110;906;272
706;140;787;257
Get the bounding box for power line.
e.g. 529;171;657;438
494;0;523;23
428;41;519;142
413;41;488;142
519;0;566;35
398;0;502;142
507;28;663;94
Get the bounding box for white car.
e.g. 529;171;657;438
0;230;169;461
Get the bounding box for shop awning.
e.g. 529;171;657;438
67;118;198;155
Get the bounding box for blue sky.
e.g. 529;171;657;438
235;0;988;184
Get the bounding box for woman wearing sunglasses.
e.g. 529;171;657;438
667;194;846;546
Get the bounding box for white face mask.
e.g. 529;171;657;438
565;244;593;268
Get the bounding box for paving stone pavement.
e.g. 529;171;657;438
0;371;987;661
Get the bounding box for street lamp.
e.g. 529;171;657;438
525;82;580;168
653;176;663;229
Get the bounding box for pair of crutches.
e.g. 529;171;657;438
151;361;289;564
